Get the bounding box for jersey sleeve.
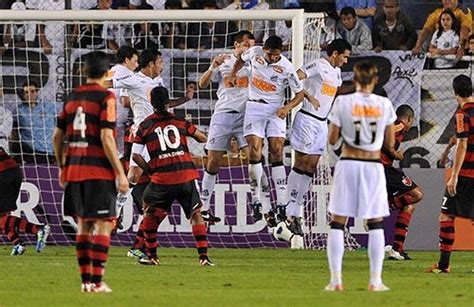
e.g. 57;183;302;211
328;97;342;127
287;65;304;94
456;110;470;138
100;92;117;129
113;73;140;90
134;124;145;144
300;60;320;79
241;46;259;62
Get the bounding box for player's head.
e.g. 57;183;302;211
139;48;163;78
116;46;139;72
150;86;169;114
263;36;283;64
340;6;357;30
353;61;378;90
326;39;352;68
452;74;472;99
84;51;110;81
396;104;415;130
233;30;255;54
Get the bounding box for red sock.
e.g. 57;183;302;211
393;211;412;252
143;215;159;258
90;235;111;285
132;220;145;250
192;224;208;259
3;215;38;234
438;220;455;269
76;234;91;283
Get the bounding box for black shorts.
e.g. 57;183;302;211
131;182;147;215
0;167;22;214
142;180;201;219
385;166;418;198
63;180;117;220
441;176;474;219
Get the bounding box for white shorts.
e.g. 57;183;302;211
290;111;327;155
129;146;150;167
243;101;286;139
328;159;390;219
205;112;247;151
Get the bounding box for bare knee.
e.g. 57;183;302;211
410;187;423;203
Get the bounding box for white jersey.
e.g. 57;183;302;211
300;58;342;119
213;53;251;114
113;71;163;128
328;92;396;151
109;64;132;127
431;29;459;68
241;46;303;108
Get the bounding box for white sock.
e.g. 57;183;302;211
286;169;303;217
260;170;271;213
248;162;263;204
368;228;385;286
272;164;287;206
201;171;217;211
297;173;313;205
327;228;344;286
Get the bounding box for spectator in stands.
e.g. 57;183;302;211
467;33;474;55
129;0;165;9
161;0;186;49
337;6;372;54
224;0;270;43
187;0;237;49
0;88;13;154
131;2;162;50
15;81;57;164
70;0;120;50
429;9;460;69
373;0;417;52
412;0;472;57
4;1;53;54
264;0;301;51
336;0;376;30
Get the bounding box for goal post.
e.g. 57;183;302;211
0;9;357;250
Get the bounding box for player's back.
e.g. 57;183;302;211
135;112;199;185
331;92;396;154
58;83;116;182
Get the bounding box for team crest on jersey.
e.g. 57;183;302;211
273;66;283;74
256;56;265;65
402;176;413;187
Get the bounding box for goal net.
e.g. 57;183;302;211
0;9;360;250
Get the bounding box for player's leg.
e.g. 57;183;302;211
201;149;225;223
366;218;389;291
268;136;287;220
325;214;347;291
90;219;114;292
127;182;149;260
176;180;213;266
76;217;94;292
246;135;264;220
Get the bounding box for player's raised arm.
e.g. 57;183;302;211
168;84;196;108
199;54;229;88
229;46;255;85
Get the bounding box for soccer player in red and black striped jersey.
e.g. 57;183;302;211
131;86;214;266
53;51;128;292
428;75;474;273
381;105;423;261
0;147;50;255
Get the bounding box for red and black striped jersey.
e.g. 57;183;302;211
0;147;18;173
381;120;406;166
134;112;198;185
57;83;117;182
455;102;474;178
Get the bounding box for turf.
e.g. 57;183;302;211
0;246;472;307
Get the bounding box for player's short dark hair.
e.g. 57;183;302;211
151;86;169;114
353;60;378;86
326;39;352;56
264;35;283;50
340;6;356;18
396;104;415;118
453;74;472;98
116;46;139;64
139;48;162;69
234;30;254;44
84;51;110;79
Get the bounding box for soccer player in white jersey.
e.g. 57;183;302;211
229;36;305;222
325;61;396;292
109;46;139;159
284;39;352;234
198;30;256;223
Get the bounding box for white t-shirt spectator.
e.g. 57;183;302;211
430;29;460;68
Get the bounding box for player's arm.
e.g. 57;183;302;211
131;143;149;174
383;123;396;153
52;127;65;187
199;54;229;88
229;57;245;85
276;90;305;119
447;137;467;196
191;128;207;143
168;84;196;108
101;128;128;193
328;122;341;146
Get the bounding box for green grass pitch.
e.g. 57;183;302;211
0;246;472;306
